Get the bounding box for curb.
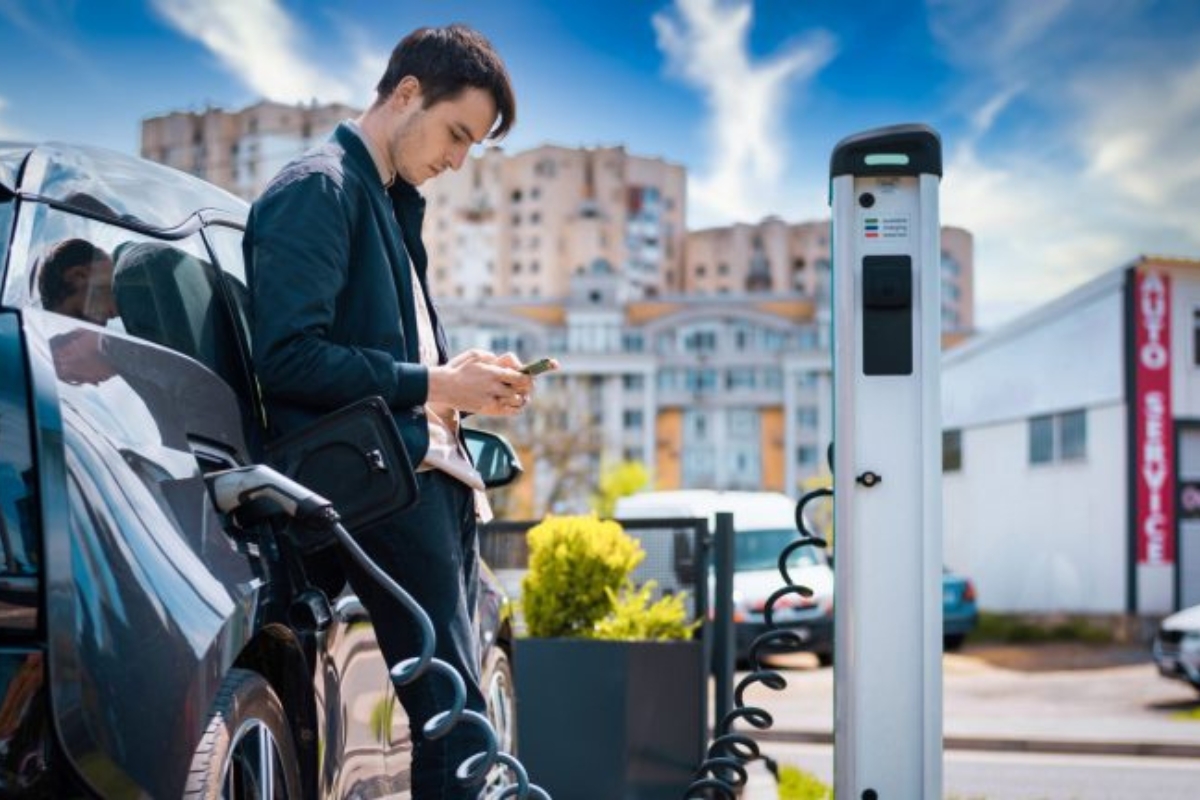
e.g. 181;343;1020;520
751;729;1200;759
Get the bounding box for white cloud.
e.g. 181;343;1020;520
653;0;836;227
928;0;1200;328
149;0;374;105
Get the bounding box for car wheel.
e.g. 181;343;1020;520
943;634;965;651
816;650;834;668
184;668;301;800
482;646;517;793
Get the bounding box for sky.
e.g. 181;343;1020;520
1;0;1199;329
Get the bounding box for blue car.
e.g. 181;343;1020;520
943;566;979;650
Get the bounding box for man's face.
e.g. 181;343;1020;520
385;79;497;186
60;256;117;325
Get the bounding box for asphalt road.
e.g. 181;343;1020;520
725;644;1200;754
720;643;1200;799
739;742;1200;800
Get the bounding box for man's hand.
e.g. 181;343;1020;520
428;350;534;416
50;329;118;386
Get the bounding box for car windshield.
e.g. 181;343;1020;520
735;528;823;572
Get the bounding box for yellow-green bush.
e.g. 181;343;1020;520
591;583;699;641
777;764;832;799
521;515;694;640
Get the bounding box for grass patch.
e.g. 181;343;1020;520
1171;705;1200;721
777;764;832;799
972;612;1116;645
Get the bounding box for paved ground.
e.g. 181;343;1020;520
708;643;1200;798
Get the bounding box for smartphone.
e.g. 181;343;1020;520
520;357;557;376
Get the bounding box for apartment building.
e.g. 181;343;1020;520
684;219;974;334
422;144;687;304
141;100;358;201
441;266;832;515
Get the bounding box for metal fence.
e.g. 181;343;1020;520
479;516;712;623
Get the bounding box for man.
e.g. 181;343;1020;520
244;25;530;798
36;238;117;325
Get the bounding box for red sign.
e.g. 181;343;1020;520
1134;268;1175;565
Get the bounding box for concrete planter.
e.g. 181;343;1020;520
513;637;704;799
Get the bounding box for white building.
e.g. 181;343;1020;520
943;256;1200;616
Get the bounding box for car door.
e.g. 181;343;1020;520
3;147;263;798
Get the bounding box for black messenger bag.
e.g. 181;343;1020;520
266;395;419;552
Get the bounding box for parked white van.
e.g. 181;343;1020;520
615;490;834;667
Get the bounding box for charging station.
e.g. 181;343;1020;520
830;124;944;799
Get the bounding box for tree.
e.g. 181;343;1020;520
590;460;649;518
470;379;604;518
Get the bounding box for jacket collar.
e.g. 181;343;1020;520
333;122;384;184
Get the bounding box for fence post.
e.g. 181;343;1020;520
712;511;736;727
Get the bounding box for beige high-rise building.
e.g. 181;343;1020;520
685;218;975;334
421;145;687;303
141;100;359;201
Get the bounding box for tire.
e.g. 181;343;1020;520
943;634;965;652
184;668;302;800
481;646;517;793
816;650;834;668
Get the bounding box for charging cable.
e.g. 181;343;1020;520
207;464;550;799
684;486;831;798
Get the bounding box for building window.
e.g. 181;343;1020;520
943;429;962;472
1029;409;1086;465
1059;410;1087;460
726;368;756;390
797;445;818;468
1029;415;1054;464
683;329;718;353
623;409;644;430
623;374;645;390
795;407;818;429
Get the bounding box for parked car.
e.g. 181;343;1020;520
614;490;835;667
942;565;979;650
0;142;520;798
1152;603;1200;694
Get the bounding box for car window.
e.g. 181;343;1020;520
202;225;251;344
0;197;12;289
735;528;823;572
22;143;244;231
21;205;245;387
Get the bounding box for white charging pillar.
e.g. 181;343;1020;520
829;124;943;800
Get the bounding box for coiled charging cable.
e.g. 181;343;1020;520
208;464;550;799
683;486;831;799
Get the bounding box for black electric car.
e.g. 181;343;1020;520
0;142;519;798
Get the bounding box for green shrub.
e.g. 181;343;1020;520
973;612;1115;645
521;515;645;638
591;582;699;641
777;764;832;799
520;514;696;641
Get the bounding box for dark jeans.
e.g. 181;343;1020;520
338;470;486;800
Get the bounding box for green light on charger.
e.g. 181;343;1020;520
864;153;910;166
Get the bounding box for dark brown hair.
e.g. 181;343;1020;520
37;238;108;309
375;24;516;140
